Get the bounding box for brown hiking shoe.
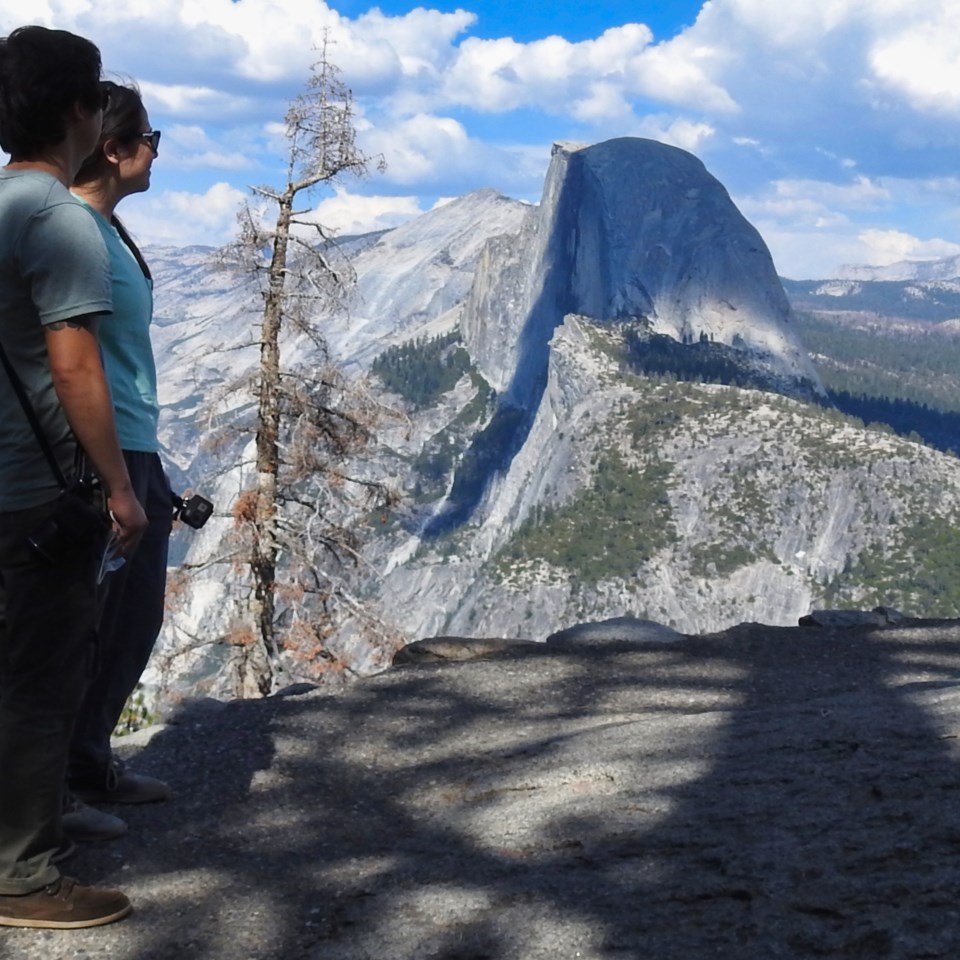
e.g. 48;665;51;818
0;877;132;928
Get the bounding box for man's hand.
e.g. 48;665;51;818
106;488;148;556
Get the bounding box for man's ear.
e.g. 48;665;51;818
70;98;98;122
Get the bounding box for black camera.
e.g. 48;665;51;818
171;492;214;529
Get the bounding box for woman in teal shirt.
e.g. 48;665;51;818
66;82;171;837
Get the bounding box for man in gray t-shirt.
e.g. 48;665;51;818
0;169;113;508
0;26;147;929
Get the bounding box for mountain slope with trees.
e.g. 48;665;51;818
366;318;960;642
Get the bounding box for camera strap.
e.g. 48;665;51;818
0;340;72;490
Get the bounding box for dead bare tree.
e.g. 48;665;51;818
212;37;397;696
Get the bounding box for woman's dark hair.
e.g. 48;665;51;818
112;216;152;282
75;81;153;281
0;25;102;158
74;81;147;185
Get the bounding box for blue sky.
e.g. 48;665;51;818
4;0;959;278
325;1;706;43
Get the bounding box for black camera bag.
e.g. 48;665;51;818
27;482;111;563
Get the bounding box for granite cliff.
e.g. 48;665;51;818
460;138;823;409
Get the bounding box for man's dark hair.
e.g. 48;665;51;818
0;25;102;158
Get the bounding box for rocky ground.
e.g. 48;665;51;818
7;616;960;959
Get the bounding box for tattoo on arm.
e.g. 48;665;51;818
46;317;96;332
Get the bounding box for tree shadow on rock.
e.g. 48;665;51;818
13;621;960;960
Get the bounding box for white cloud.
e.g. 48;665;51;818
437;24;659;115
300;188;425;236
735;160;960;276
360;113;548;196
162;124;257;171
870;13;960;113
571;81;633;123
634;116;716;152
624;37;738;113
755;225;865;279
734;171;901;277
856;229;960;266
330;6;476;92
136;80;255;120
121;182;248;248
771;175;890;211
736;176;891;247
178;0;338;81
364;114;471;184
740;198;848;233
815;147;857;170
695;0;960;128
709;0;865;47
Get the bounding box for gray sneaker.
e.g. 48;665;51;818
72;758;171;805
0;877;131;928
62;793;127;842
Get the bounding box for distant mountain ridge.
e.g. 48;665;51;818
836;255;960;283
782;250;960;326
783;277;960;324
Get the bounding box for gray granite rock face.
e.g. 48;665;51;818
461;137;823;411
19;617;960;960
546;615;685;649
800;606;906;628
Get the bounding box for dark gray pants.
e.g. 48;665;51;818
0;499;99;894
68;451;171;788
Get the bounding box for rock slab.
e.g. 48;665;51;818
9;618;960;959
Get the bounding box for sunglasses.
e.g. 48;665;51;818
138;130;161;154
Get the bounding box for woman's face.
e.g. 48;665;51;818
115;110;157;196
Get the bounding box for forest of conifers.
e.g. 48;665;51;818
791;310;960;454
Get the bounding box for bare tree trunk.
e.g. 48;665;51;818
245;190;293;695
